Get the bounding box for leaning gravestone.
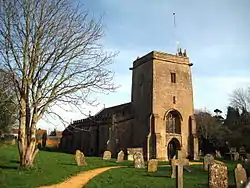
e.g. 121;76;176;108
209;163;228;188
116;150;124;163
235;163;247;188
203;154;214;171
75;150;87;166
147;159;158;172
133;152;145;168
103;150;111;160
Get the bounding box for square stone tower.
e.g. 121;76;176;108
130;50;198;161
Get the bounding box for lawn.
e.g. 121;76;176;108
86;161;238;188
0;144;131;188
0;144;239;188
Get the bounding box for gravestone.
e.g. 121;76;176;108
116;150;124;163
127;154;133;161
103;150;111;160
199;150;203;157
239;146;246;154
234;152;240;161
243;159;250;178
127;148;143;161
133;152;145;168
147;159;158;172
247;154;250;160
209;163;228;188
171;150;189;188
215;150;222;159
203;154;214;171
75;150;87;166
235;163;247;188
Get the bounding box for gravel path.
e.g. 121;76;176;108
39;166;125;188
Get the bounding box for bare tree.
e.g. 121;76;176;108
0;0;116;168
230;88;250;112
0;69;18;136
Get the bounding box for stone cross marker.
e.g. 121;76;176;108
171;150;189;188
235;163;247;188
209;163;228;188
171;152;189;179
116;150;124;163
147;159;158;172
103;150;111;160
75;150;87;166
203;154;214;171
133;152;145;168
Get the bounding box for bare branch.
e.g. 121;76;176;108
0;0;116;168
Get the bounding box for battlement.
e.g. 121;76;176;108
130;50;192;70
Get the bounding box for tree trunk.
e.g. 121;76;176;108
18;95;39;168
19;139;39;168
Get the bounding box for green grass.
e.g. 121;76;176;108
0;145;239;188
0;145;131;188
86;162;237;188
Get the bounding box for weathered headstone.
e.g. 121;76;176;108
209;163;228;188
147;159;158;172
235;163;247;188
116;150;124;163
133;152;145;168
127;148;143;161
203;154;214;171
103;150;111;160
75;150;87;166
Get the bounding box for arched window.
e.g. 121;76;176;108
166;111;181;134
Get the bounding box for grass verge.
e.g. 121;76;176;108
0;145;131;188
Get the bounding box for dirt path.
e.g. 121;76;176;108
39;166;125;188
39;161;204;188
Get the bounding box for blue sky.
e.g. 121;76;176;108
38;0;250;131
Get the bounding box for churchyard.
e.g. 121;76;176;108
1;143;250;188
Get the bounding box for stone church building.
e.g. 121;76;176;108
60;50;199;161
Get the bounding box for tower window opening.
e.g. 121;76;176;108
173;96;176;104
171;73;176;83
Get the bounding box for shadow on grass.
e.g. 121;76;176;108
0;165;18;170
60;163;76;166
144;173;171;178
10;160;19;164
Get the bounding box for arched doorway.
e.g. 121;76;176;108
167;138;181;159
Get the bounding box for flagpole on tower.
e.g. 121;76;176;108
173;12;180;54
